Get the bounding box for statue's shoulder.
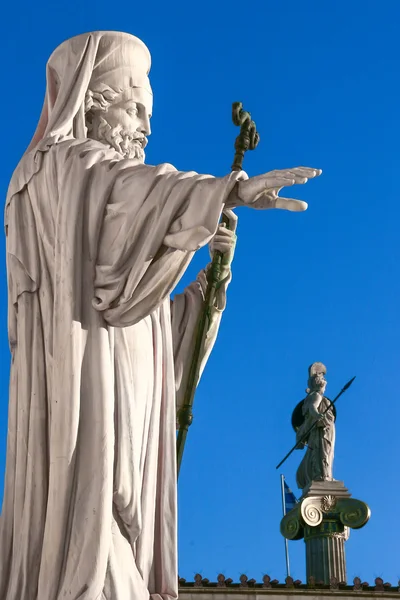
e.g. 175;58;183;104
7;139;120;202
302;390;321;411
305;390;318;402
52;138;119;162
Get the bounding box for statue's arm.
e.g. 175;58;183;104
307;392;332;428
171;212;237;411
191;209;237;312
171;269;225;416
74;145;243;327
308;392;323;419
295;392;324;448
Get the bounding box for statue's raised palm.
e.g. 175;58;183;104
228;166;322;212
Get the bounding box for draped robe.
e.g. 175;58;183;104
295;392;335;490
0;138;243;600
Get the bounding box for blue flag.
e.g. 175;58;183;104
284;480;298;514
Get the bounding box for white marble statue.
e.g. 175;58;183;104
296;363;336;490
0;31;321;600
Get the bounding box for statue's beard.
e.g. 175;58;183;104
87;115;146;162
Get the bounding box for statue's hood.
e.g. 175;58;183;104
7;31;151;204
26;31;152;154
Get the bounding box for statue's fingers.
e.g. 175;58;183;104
222;208;238;232
248;173;295;190
284;174;308;184
239;176;296;204
298;166;322;177
266;176;298;189
214;242;232;254
265;170;308;185
212;234;235;248
266;167;321;179
286;167;322;179
211;240;233;255
215;227;235;240
275;197;308;212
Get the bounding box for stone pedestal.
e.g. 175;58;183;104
280;481;370;584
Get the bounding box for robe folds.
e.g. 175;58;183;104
0;138;244;600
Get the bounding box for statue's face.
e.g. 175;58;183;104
105;86;152;139
88;86;153;161
308;374;327;394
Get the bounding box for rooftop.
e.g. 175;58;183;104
178;575;400;598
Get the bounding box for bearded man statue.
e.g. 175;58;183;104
0;31;321;600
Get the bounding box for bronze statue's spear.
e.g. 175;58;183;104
176;103;260;477
275;376;356;471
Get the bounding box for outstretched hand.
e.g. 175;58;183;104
226;167;322;212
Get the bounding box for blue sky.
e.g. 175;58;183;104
1;0;399;585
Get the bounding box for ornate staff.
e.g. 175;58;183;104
176;103;260;477
275;376;356;470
